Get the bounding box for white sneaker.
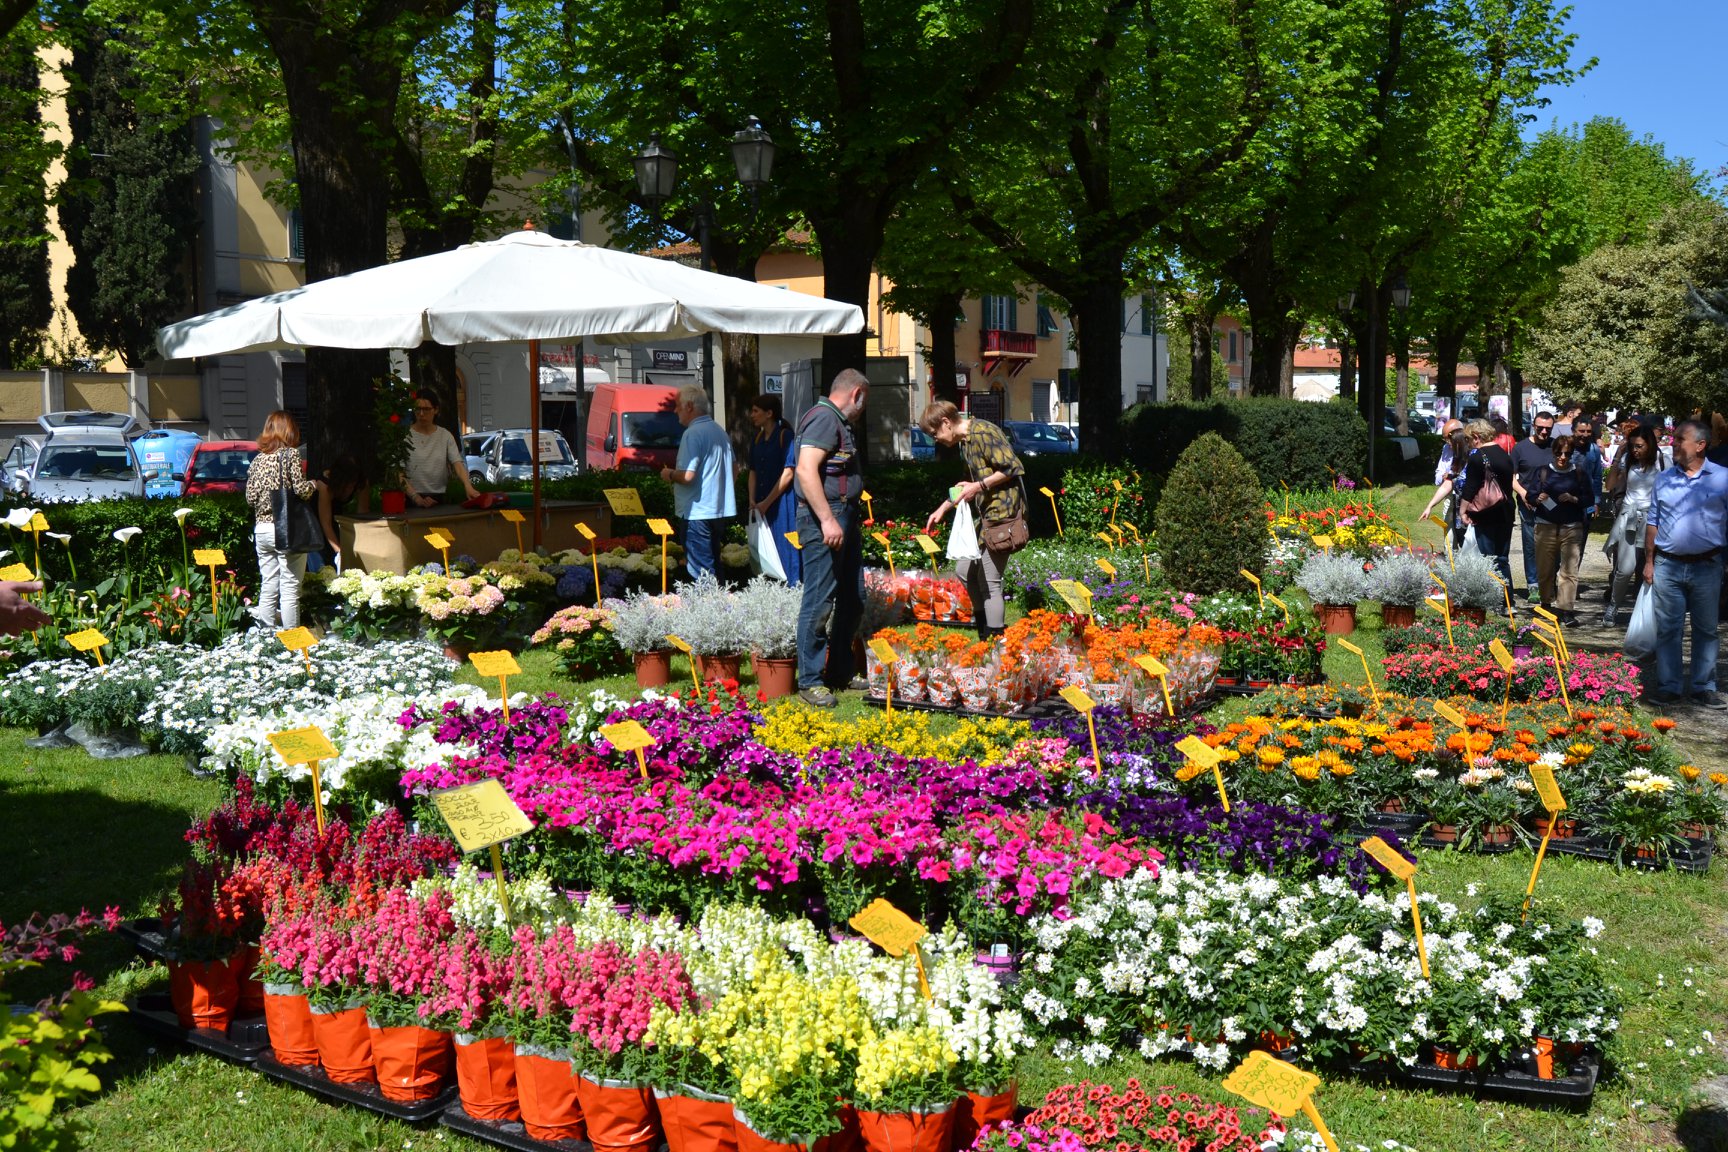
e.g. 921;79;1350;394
1600;608;1616;627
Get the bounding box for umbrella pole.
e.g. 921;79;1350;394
529;338;544;548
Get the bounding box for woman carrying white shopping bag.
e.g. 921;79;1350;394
919;400;1029;638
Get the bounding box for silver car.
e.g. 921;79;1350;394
478;429;578;485
2;434;43;495
24;411;145;503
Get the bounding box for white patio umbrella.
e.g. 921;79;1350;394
156;229;864;540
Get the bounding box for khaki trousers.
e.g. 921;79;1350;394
1534;522;1585;612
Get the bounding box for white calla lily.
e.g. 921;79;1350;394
113;526;144;543
3;508;35;529
173;508;194;523
45;532;71;543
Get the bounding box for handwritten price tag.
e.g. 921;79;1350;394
266;725;338;766
1222;1050;1320;1118
1058;686;1095;713
598;720;656;753
469;650;521;678
1175;735;1220;767
276;626;317;652
64;628;109;653
1432;701;1468;730
193;548;227;567
914;534;940;555
1529;762;1566;813
1048;579;1093;616
431;779;534;853
647;517;674;538
603;488;646;516
1360;835;1416;880
869;638;899;666
1134;655;1168;677
0;562;34;582
848;898;926;958
423;532;450;551
1489;638;1515;671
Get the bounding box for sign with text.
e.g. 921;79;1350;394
469;650;521;679
499;509;526;524
267;725;338;766
431;779;534;853
1048;579;1093;616
848;898;927;957
646;517;674;538
1222;1051;1320;1118
1058;686;1095;713
1095;557;1117;579
1432;701;1468;730
575;521;598;541
1529;763;1566;813
192;548;227;568
598;720;656;753
1489;638;1515;672
1134;654;1169;678
868;638;900;666
276;627;317;652
914;534;940;556
64;628;108;653
665;633;692;653
603;488;646;517
1360;835;1416;880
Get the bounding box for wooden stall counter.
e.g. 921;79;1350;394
338;500;612;574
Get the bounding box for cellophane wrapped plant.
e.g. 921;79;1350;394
562;940;697;1082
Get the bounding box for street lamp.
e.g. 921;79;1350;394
632;132;678;213
730;116;776;197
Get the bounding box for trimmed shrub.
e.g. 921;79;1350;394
1154;433;1268;596
1118;397;1368;490
527;469;677;518
0;493;257;588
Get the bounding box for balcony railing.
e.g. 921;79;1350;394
980;329;1037;357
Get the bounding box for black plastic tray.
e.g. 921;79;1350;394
126;992;271;1063
440;1103;593;1152
117;917;168;961
860;695;1020;719
1351;1046;1599;1110
1418;833;1519;855
254;1053;458;1123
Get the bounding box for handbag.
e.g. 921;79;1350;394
977;479;1031;553
271;451;325;554
1460;471;1505;519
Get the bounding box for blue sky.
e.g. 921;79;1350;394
1529;1;1728;181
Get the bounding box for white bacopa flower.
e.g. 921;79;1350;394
112;526;143;543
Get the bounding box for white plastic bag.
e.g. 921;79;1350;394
748;511;787;581
947;500;981;562
1460;525;1477;554
1624;583;1657;660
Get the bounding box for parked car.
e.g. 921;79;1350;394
479;429;579;485
909;426;936;461
1382;410;1435;435
183;440;259;496
462;431;497;486
585;383;683;471
134;427;204;498
2;434;43;495
24;410;144;503
1003;420;1079;457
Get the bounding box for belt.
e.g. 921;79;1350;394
1656;548;1722;563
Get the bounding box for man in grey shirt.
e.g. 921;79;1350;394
793;369;868;707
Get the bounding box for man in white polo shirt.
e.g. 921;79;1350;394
660;386;735;579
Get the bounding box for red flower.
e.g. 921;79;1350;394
389;413;401;424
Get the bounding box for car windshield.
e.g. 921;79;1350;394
1010;423;1063;443
501;435;573;465
190;449;256;481
622;411;684;449
1051;426;1075;442
37;445;135;481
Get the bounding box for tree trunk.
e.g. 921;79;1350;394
1073;276;1127;453
1433;324;1466;403
928;303;961;403
1244;307;1298;398
1338;333;1354;402
1186;313;1216;402
1506;362;1526;439
812;206;883;386
722;333;760;443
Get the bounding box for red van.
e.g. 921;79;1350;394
584;383;684;472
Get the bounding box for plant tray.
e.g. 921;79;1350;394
440;1103;607;1152
253;1053;458;1123
126;993;270;1064
1354;1046;1600;1110
117;917;168;961
1356;811;1428;837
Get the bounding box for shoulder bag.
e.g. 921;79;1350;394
1460;462;1505;519
977;478;1031;553
272;451;325;553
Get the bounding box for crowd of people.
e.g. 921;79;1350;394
1423;403;1728;709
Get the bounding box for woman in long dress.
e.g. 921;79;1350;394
746;394;800;584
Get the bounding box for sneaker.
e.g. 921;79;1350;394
1600;607;1617;627
1694;691;1728;711
1647;690;1683;706
798;685;838;708
846;675;870;692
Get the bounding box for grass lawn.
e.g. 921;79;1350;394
12;490;1726;1151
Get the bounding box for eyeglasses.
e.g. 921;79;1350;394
414;405;435;412
1533;424;1553;433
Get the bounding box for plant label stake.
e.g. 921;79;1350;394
431;778;534;923
599;719;656;780
65;627;109;667
499;507;526;554
860;489;874;523
1038;486;1062;537
666;633;699;689
869;531;895;578
1494;575;1515;630
1095;530;1116;551
1360;836;1428;979
268;725;339;834
1432;700;1470;741
1133;654;1174;717
914;533;941;575
1125;522;1142;545
1095;557;1116;581
1531;631;1572;718
277;626;317;677
850;897;932;1000
602;488;646;518
1336;638;1379;707
1312;534;1334;554
575;522;603;606
784;531;801;552
1425;593;1454;650
0;561;33;584
1141;553;1152;585
1265;593;1291;624
1239;569;1264;608
469;650;521;719
1488;638;1516;724
869;638;899;714
1048;579;1094;621
1223;1051;1337;1152
193;548;226;615
647;518;675;594
1280;480;1290;517
1059;686;1103;776
1175;734;1230;812
422;532;453;574
1532;606;1569;664
1523;763;1567;921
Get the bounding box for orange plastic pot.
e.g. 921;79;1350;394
950;1083;1015;1152
858;1107;953;1152
233;943;265;1016
168;956;238;1031
515;1048;586;1142
261;986;320;1066
1532;1036;1556;1080
575;1074;661;1152
455;1034;520;1121
655;1084;738;1152
1431;1047;1479;1071
368;1022;453;1102
308;1004;376;1084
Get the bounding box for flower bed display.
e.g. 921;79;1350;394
1381;648;1640;708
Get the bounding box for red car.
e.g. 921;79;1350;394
182;440;259;496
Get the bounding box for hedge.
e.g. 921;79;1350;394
0;494;258;588
1117;397;1368;491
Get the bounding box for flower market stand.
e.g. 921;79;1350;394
339;500;611;575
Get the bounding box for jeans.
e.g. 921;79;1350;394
682;517;727;580
253;522;307;629
958;546;1013;633
1533;522;1585;612
1518;503;1540;591
1652;555;1722;695
795;502;864;689
1473;519;1513;588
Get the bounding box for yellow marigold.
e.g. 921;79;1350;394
1291;760;1322;782
1679;765;1701;781
1710;773;1728;787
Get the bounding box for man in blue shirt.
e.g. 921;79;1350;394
661;386;735;579
1642;419;1728;707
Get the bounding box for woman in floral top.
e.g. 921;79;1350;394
244;410;317;629
919;399;1026;637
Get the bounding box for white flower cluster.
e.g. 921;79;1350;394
323;568;430;611
412;860;563;932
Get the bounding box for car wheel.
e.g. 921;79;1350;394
470;471;484;487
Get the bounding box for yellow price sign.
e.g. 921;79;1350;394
1095;531;1116;548
784;531;802;550
1175;735;1219;767
267;725;338;766
499;508;526;523
871;531;891;550
1135;654;1168;677
1058;686;1096;713
599;720;656;753
276;626;316;651
575;521;598;541
868;638;900;666
1337;638;1362;656
1111;479;1123;492
665;633;691;653
192;548;227;567
1360;835;1416;880
860;489;872;503
1047;579;1093;616
848;897;927;958
0;562;35;582
1432;700;1468;731
1427;514;1448;532
1488;638;1515;671
1529;762;1566;813
423;532;451;551
1312;534;1334;552
469;650;521;678
1062;685;1104;776
65;628;109;654
1095;557;1117;579
646;517;674;538
603;488;646;517
913;534;940;555
1337;637;1379;706
1265;593;1291;622
431;779;535;854
1239;569;1261;587
1222;1050;1321;1120
1038;486;1055;498
28;512;48;532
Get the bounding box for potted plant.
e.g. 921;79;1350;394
612;590;681;688
1419;779;1471;845
159;858;242;1032
414;571;510;659
735;577;802;700
1365;551;1435;629
668;575;751;685
1294;552;1368;635
502;925;589;1143
852;1024;962;1152
1461;780;1523;850
351;889;457;1102
1597;768;1684;865
532;604;626;680
1441;550;1505;624
373;371;415;515
568;942;697;1152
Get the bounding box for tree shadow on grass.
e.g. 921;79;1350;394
1676;1106;1728;1152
